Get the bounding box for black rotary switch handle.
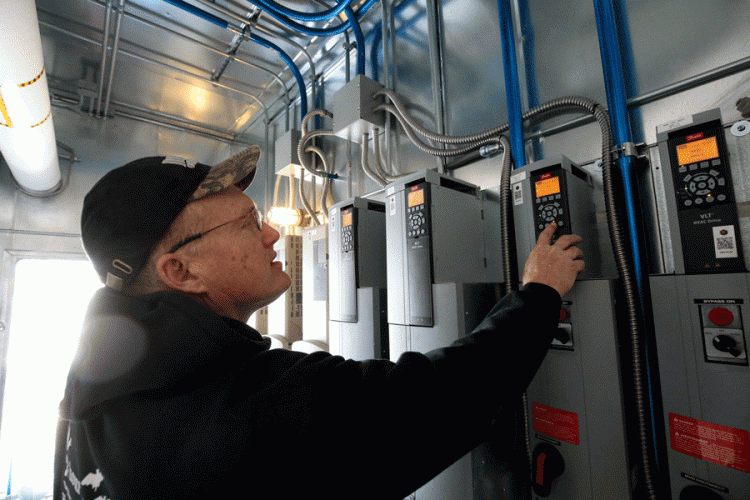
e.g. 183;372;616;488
531;443;565;497
680;485;725;500
712;334;741;357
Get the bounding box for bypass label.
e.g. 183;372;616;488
532;403;580;446
669;413;750;473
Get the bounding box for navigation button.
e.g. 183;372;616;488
718;178;726;186
695;198;703;204
684;199;693;207
718;194;726;201
689;164;698;171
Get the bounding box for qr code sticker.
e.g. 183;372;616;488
713;225;739;259
716;237;735;250
513;183;523;205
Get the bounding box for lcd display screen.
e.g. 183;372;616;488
408;189;425;208
535;176;561;198
342;211;353;227
676;136;719;166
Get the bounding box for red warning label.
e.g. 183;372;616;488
532;403;580;445
669;413;750;473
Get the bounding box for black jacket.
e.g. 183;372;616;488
53;283;560;500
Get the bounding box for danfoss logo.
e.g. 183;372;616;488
686;132;704;142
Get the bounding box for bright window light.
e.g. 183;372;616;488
0;259;102;497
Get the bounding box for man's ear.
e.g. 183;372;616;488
155;253;207;294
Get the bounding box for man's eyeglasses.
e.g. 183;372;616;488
167;207;264;254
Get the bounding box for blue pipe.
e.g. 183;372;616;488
517;0;542;161
250;34;308;118
246;0;354;22
159;0;310;117
497;0;526;167
163;0;228;29
593;0;660;473
246;1;365;75
612;0;644;143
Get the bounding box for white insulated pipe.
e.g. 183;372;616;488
0;0;62;194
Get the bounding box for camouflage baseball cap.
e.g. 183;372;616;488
81;146;260;290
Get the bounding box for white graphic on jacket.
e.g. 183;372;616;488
63;424;111;500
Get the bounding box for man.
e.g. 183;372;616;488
54;146;584;500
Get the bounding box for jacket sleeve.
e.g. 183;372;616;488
229;283;561;499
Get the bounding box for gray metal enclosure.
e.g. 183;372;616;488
2;0;750;498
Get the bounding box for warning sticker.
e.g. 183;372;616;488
669;413;750;473
532;403;580;445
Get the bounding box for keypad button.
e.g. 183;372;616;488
695;198;703;204
706;195;715;203
718;194;726;201
684;174;692;182
712;159;721;166
700;161;709;169
684;199;693;207
696;189;710;196
689;164;698;171
708;179;716;189
718;178;726;186
679;166;687;173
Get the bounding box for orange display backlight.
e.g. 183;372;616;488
408;189;425;207
535;176;561;198
342;212;353;227
676;136;719;166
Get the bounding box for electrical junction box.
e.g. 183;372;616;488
292;225;329;354
651;273;750;499
655;108;746;274
332;74;385;144
274;128;302;176
510;155;614;281
267;235;303;345
328;197;388;360
385;169;518;500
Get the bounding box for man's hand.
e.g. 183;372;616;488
521;222;585;298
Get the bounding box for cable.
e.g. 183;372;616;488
249;34;308;118
247;2;365;75
246;0;354;22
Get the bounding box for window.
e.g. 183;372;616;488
0;259;101;498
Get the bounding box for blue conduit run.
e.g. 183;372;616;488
164;0;228;28
593;0;661;475
612;0;644;142
250;34;308;118
246;0;354;22
497;0;526;167
246;1;366;75
160;0;309;118
517;0;542;161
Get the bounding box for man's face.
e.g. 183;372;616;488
183;187;291;318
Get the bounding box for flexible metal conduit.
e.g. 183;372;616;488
594;1;658;497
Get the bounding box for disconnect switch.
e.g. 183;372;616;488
698;301;747;364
